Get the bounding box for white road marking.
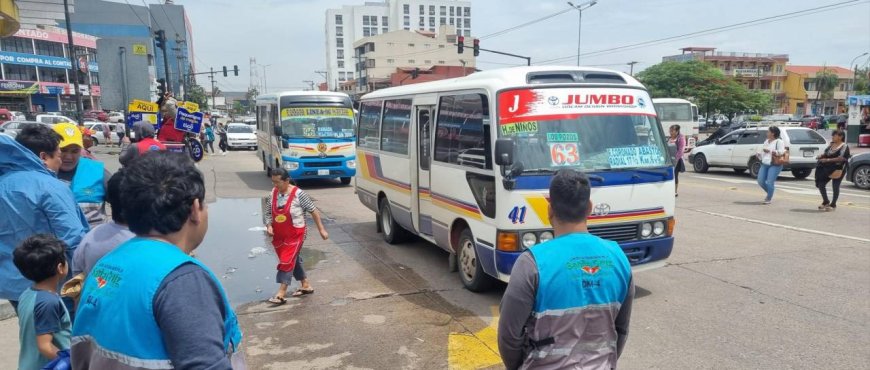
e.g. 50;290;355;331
690;175;870;198
689;209;870;243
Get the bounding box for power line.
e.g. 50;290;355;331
479;8;573;40
123;0;150;29
535;0;867;65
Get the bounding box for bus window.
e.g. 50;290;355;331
434;93;490;170
419;109;431;170
381;99;412;154
358;100;382;150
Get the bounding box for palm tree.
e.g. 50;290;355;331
814;68;840;115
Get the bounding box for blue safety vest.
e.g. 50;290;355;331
526;232;632;368
72;238;242;369
71;157;105;204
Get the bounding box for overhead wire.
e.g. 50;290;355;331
478;8;572;40
122;0;151;29
534;0;868;65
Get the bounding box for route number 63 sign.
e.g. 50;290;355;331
549;142;580;166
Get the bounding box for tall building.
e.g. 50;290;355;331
353;25;474;93
663;47;789;112
325;0;472;90
63;0;195;110
0;27;101;113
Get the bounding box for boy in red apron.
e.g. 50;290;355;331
265;168;329;305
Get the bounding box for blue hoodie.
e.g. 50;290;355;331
0;135;89;301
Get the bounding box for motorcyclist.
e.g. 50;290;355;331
119;121;167;167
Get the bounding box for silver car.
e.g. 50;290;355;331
0;121;42;139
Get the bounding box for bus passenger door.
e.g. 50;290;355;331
415;106;434;236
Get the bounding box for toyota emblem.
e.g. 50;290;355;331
592;203;611;216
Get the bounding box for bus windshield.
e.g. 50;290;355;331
501;114;669;173
279;106;354;139
655;103;693;121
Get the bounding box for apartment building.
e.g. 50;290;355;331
324;0;472;90
783;65;854;115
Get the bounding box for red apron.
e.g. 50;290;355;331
271;186;305;272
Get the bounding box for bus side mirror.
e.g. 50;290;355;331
273;125;283;137
495;138;514;166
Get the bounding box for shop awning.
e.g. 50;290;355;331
0;0;21;37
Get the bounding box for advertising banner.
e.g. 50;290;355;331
0;51;99;72
174;107;204;134
0;80;38;95
497;87;657;125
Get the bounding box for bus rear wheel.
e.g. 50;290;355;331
457;228;494;292
379;197;407;244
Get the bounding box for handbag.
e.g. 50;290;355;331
772;140;789;165
830;169;844;179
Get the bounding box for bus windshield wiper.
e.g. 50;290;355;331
522;168;604;182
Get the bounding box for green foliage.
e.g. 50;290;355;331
814;68;840;100
637;60;773;120
853;67;870;95
186;84;209;110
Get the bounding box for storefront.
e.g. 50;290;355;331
846;95;870;146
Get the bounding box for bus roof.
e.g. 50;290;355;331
652;98;693;104
256;90;351;104
361;66;646;100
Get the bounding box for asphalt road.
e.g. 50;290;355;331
1;146;868;369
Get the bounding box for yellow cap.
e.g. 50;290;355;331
53;123;84;148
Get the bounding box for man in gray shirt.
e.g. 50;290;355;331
72;169;134;276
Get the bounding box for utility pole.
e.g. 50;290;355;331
258;64;271;93
627;61;638;76
208;67;216;109
315;70;328;89
174;36;187;100
119;47;129;110
303;80;315;91
63;0;84;120
567;1;597;66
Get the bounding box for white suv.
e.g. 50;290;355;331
689;126;828;179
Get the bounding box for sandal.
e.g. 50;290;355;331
291;288;315;297
818;203;829;210
266;296;286;306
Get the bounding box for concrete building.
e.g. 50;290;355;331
0;27;100;113
325;0;472;90
783;65;854;116
63;0;195;110
664;47;789;112
353;25;474;93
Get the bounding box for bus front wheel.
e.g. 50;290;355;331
340;177;352;185
457;228;494;292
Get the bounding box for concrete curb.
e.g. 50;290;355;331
0;301;15;321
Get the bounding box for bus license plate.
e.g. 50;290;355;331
318;169;330;176
803;150;814;158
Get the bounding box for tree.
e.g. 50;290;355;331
246;87;259;113
637;60;774;122
814;68;840;114
186;84;209;110
851;67;870;95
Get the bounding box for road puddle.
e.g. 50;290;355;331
193;197;329;306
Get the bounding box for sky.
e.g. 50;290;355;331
167;0;870;92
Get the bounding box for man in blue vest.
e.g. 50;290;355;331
72;151;243;369
52;123;111;228
498;169;634;370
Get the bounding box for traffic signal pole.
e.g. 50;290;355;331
63;0;84;120
159;32;172;93
457;37;531;66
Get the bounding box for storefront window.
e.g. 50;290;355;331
3;65;37;81
39;67;68;83
34;40;65;57
1;37;33;54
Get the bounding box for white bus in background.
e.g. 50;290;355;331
653;98;699;150
356;66;676;291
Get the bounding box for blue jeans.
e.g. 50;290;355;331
757;163;783;201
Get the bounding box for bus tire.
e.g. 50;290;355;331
340;177;352;185
379;197;407;244
457;228;494;292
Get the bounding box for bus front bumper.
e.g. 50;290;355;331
493;236;674;278
282;157;357;180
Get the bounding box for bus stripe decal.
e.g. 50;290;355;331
526;194;665;226
431;192;482;220
358;152;411;194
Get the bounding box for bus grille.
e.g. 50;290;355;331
304;161;341;168
588;224;638;242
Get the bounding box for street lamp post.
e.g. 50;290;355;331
567;1;597;67
258;64;271;93
849;52;868;94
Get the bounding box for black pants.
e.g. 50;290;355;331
204;140;215;153
816;175;843;207
218;136;228;151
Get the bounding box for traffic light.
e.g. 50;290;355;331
411;67;419;79
457;36;464;54
157;78;166;95
473;38;480;57
233;65;239;76
222;66;228;77
154;30;165;50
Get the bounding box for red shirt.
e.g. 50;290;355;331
156;117;185;143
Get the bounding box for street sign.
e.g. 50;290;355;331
132;44;147;55
180;101;199;112
128;99;158;113
174;107;204;134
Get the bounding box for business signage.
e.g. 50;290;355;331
132;44;148;56
0;51;99;72
174;107;204;134
733;68;760;77
13;28;98;49
0;80;39;95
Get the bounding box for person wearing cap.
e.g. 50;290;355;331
53;123;111;229
119;121;167;167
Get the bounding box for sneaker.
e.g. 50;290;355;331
762;200;771;205
221;151;227;156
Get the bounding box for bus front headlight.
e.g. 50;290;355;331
283;162;299;171
640;223;653;238
652;221;666;236
521;232;537;248
347;160;356;169
539;231;554;243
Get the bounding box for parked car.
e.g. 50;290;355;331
761;114;795;122
8;111;26;121
83;110;103;120
107;112;125;123
35;114;77;125
85;122;121;145
0;121;44;139
800;116;821;130
225;123;257;150
689;126;828;179
848;152;870;190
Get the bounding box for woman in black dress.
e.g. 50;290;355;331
815;130;850;211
